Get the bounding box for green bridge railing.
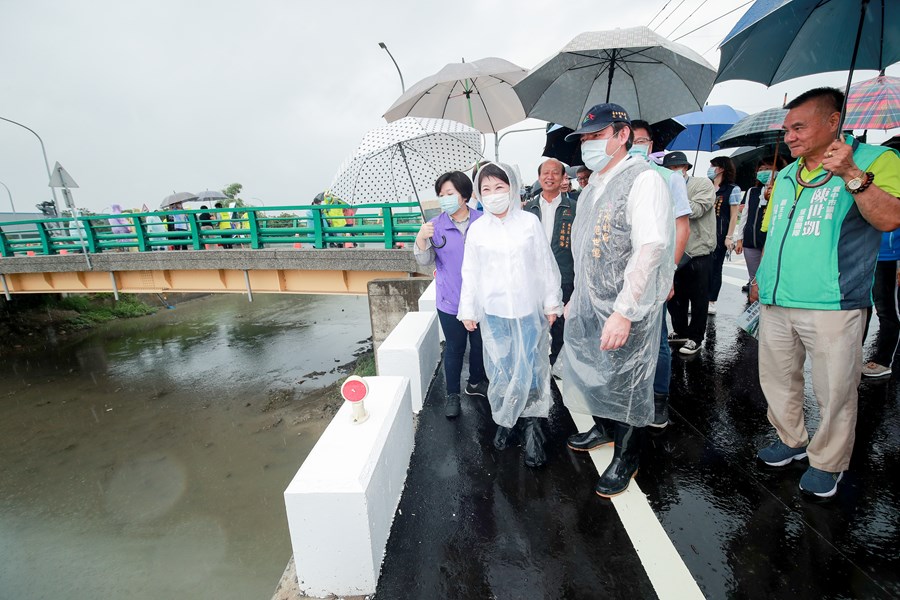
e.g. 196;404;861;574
0;203;425;257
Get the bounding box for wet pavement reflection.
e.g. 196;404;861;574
0;293;371;600
378;268;900;599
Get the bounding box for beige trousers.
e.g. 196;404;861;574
758;304;865;472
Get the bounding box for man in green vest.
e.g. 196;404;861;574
750;87;900;498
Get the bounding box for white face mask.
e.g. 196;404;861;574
439;194;460;213
581;137;619;172
481;192;510;215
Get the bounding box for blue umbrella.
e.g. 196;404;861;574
666;105;748;172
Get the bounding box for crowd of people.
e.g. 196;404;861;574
414;87;900;500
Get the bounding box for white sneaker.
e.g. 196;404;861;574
862;362;891;378
679;339;701;355
707;302;717;314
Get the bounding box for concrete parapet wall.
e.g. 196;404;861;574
283;376;413;598
367;277;433;351
375;311;440;413
416;279;444;342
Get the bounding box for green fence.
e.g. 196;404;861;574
0;203;424;257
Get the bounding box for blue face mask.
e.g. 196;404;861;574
707;167;718;180
756;170;773;185
439;194;461;213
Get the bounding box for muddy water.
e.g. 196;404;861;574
0;293;372;599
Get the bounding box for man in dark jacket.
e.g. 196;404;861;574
524;158;577;367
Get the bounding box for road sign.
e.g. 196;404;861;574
48;162;78;189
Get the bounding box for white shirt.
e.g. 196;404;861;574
538;192;561;242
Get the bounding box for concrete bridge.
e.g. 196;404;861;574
0;248;431;297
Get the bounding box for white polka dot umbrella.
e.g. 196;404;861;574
330;117;483;212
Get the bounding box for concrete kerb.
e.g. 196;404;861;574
375;311;441;414
283;376;414;598
281;296;442;597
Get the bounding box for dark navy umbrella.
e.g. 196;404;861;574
716;0;899;129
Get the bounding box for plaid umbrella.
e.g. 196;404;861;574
715;107;788;149
843;73;900;131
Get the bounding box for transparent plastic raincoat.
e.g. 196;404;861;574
457;163;562;428
562;155;674;427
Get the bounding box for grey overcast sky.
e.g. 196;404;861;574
0;0;895;215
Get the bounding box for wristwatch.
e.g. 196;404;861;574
846;170;875;194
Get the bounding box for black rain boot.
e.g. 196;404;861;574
567;415;614;451
523;417;548;468
493;423;516;450
595;422;642;498
650;393;669;429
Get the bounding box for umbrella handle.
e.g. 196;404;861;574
796;137;858;189
432;234;447;248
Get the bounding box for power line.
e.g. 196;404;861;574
652;0;688;31
647;0;673;28
673;0;754;42
667;0;711;39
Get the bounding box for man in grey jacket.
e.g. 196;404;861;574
663;152;716;356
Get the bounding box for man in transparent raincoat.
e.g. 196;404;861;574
561;104;675;497
457;162;563;468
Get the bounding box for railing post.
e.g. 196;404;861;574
249;209;261;249
383;206;394;249
0;227;11;257
134;215;149;252
82;218;99;254
36;221;56;255
312;207;325;249
186;212;201;250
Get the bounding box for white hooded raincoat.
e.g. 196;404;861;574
457;163;562;428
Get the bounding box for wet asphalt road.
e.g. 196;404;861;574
376;262;900;600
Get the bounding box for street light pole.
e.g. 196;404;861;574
378;42;405;93
0;116;59;215
494;126;546;162
0;180;14;213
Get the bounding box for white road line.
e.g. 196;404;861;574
569;412;705;600
723;274;747;287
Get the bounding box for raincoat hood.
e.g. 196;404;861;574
473;162;522;220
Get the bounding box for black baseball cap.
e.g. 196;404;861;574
662;151;692;169
565;103;631;141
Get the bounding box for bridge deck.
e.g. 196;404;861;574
375;268;900;599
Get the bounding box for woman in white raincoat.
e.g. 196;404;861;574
457;162;563;468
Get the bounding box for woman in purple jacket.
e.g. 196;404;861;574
414;171;489;418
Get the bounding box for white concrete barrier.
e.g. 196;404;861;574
416;280;444;342
376;311;440;413
283;376;414;598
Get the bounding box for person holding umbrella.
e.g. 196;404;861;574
750;87;900;498
707;156;742;314
457;162;562;468
413;171;489;418
560;103;674;497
